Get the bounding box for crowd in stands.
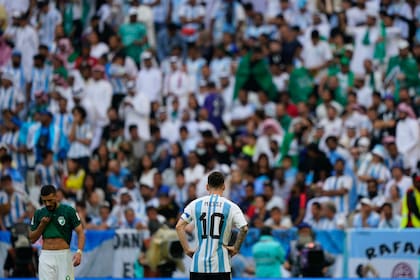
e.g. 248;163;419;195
0;0;419;236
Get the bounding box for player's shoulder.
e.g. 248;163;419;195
59;203;76;213
35;207;48;216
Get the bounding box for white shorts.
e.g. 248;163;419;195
39;249;74;280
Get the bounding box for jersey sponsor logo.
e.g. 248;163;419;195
76;212;81;221
58;216;66;226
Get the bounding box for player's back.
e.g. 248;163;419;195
184;194;246;273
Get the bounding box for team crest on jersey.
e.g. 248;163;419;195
58;216;66;226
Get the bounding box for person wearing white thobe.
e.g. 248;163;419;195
15;21;39;80
84;70;112;151
346;14;380;75
120;85;151;141
396;115;420;172
135;56;162;103
163;59;191;109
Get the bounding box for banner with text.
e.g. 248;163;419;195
348;229;420;278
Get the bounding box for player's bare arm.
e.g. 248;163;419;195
175;218;195;258
225;225;249;256
72;223;85;267
29;216;51;243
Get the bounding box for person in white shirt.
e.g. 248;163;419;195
387;0;413;39
224;89;255;132
120;80;151;140
88;31;110;59
164;56;191;110
264;206;292;229
346;9;380;75
302;30;332;83
353;75;373;108
158;108;180;144
218;70;234;112
83;64;112;151
395;103;420;172
136;51;163;104
184;151;205;185
318;201;346;230
346;0;368;27
378;202;401;229
383;165;412;198
14;14;39;79
318;105;343;137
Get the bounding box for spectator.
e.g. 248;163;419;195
352;198;380;228
264;206;292;230
378;202;401;229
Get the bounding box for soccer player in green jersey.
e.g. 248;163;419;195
29;185;85;280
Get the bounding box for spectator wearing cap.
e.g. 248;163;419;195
0;174;30;231
120;82;151;140
357;145;391;197
401;174;420;228
378;202;401;229
396;103;420;172
352;198;380;228
384;164;412;199
84;63;112;151
346;8;380;76
136;51;162;105
386;39;420;98
118;7;148;65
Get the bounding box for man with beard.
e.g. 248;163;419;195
29;185;85;280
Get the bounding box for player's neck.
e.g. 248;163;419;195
208;190;223;196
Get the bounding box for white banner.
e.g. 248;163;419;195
112;229;149;278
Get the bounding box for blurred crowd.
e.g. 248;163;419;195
0;0;419;238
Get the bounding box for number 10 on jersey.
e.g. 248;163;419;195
199;212;225;239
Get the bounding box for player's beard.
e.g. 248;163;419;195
46;203;57;212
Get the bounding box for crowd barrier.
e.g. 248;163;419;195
0;229;419;278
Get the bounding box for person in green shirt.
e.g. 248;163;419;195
288;67;314;104
386;40;420;100
118;8;149;65
29;185;85;280
252;226;285;278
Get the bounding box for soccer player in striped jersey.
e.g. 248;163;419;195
176;171;248;280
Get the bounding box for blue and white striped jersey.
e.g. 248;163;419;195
181;194;247;273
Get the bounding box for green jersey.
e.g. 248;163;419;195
31;204;81;245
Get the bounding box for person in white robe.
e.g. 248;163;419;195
395;103;420;173
135;51;162;104
120;81;151;141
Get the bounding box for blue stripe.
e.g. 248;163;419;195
204;195;214;272
218;202;230;272
193;200;203;272
209;195;219;272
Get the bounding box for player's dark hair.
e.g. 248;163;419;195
260;226;272;236
40;185;56;196
208;171;225;189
